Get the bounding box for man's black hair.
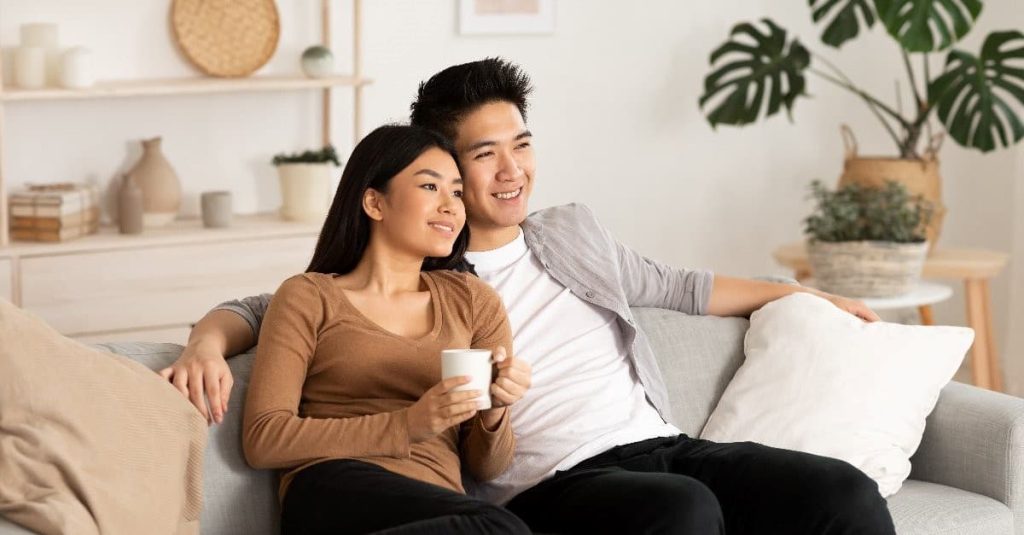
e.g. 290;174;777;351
410;57;533;142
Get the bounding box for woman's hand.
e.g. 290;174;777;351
158;342;234;425
406;376;480;443
489;346;531;408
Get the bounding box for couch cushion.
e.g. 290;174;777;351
888;480;1013;534
95;344;279;535
631;308;748;437
0;302;205;535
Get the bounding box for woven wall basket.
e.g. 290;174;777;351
808;240;929;298
171;0;280;77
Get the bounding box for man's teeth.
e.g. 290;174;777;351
494;188;522;200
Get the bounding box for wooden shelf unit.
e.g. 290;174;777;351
0;0;366;248
0;75;372;102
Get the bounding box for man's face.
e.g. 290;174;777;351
452;101;535;232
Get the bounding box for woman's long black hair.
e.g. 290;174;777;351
306;124;471;275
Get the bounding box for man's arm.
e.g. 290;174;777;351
158;293;272;424
707;275;879;321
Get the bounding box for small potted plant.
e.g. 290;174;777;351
804;179;933;297
272;145;340;223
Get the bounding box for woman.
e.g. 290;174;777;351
242;125;531;535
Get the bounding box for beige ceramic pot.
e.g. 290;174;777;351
128;137;181;227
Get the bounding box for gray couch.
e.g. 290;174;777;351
2;308;1021;534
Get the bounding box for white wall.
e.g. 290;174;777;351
3;0;1022;393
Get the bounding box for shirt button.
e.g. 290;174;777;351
585;290;595;298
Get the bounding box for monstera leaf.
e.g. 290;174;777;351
700;19;810;127
874;0;982;52
928;31;1024;153
810;0;876;48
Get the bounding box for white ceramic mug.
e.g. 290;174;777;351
440;349;493;410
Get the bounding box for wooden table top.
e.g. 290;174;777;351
773;242;1009;280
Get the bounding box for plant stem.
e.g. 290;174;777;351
808;54;911;129
902;49;924;111
808;67;906;149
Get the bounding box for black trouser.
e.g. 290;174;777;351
506;435;896;535
281;459;530;535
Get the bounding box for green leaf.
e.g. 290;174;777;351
929;31;1024;152
874;0;982;52
809;0;876;48
700;19;811;128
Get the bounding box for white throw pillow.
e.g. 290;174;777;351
699;292;973;497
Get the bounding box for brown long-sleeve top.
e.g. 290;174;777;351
241;270;515;502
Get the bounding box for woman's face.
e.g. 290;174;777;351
368;147;465;259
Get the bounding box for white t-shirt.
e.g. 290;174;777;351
465;229;680;505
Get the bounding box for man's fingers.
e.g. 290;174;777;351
172;369;189;398
187;374;210;422
205;370;222;424
220;374;234;415
158;367;174;380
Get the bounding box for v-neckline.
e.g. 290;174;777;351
336;271;443;343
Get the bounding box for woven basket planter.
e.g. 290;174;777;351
807;240;929;298
837;126;946;251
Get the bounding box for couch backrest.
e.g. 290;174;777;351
94;343;278;535
94;308;749;534
631;308;748;436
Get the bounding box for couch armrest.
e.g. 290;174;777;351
910;381;1023;526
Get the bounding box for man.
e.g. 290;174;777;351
162;58;893;534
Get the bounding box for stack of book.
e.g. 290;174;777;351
10;183;101;242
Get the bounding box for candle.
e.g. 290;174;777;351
14;46;47;89
20;23;59;86
60;47;94;89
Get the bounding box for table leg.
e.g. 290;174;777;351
964;279;993;390
980;279;1004;392
918;305;934;326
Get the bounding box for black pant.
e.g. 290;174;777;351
281;459;530;535
506;435;896;535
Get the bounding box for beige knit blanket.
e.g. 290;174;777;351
0;299;206;535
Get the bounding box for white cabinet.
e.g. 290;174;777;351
6;214;318;343
0;258;11;302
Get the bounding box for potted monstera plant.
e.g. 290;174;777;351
699;0;1024;248
804;179;933;297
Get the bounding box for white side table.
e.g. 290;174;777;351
858;282;953;325
805;280;953;325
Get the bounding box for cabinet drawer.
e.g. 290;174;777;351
20;236;316;335
0;258;11;302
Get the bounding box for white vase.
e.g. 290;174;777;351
277;163;334;223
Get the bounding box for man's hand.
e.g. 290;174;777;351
489;346;531;407
158;342;234;425
818;292;881;323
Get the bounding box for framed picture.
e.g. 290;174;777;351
459;0;556;35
